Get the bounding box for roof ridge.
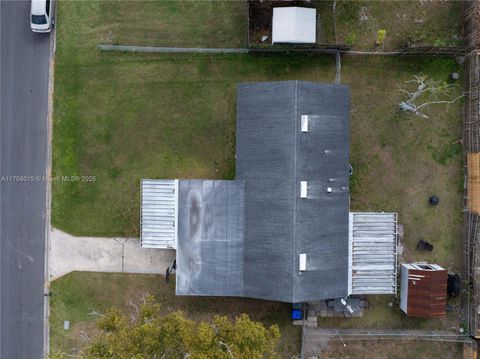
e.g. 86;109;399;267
292;80;298;302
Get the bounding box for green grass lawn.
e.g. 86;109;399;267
345;56;464;270
49;272;301;358
52;50;337;236
63;0;247;48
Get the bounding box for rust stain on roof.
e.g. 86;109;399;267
407;269;448;318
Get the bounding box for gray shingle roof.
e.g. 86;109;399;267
237;81;350;302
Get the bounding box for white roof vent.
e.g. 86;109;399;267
327;187;332;193
299;253;307;271
300;181;308;198
301;115;309;132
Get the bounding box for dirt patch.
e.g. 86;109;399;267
331;0;462;50
319;339;464;359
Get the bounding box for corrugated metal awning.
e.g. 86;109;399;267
348;212;398;295
140;179;178;249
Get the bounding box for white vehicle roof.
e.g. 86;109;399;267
31;0;46;15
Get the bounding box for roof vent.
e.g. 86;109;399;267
299;253;307;271
301;115;309;132
327;187;332;193
300;181;308;198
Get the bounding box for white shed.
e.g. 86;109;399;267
272;7;316;44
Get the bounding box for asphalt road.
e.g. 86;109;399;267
1;1;51;358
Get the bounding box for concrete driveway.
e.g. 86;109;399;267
49;229;175;280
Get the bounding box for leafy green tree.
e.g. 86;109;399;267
81;295;280;359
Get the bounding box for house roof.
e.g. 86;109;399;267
146;81;351;302
272;7;316;44
236;81;350;302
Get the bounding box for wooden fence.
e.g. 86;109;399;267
464;0;479;50
464;50;480;338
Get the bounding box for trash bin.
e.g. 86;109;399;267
291;309;303;320
417;239;433;252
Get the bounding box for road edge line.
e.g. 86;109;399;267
43;7;57;358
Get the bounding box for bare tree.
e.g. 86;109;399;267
128;300;139;323
127;292;151;323
219;341;234;359
399;74;463;118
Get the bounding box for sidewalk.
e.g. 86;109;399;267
49;228;175;280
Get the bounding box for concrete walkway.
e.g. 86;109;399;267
49;228;175;280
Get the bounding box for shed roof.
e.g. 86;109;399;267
401;263;448;318
272;7;316;44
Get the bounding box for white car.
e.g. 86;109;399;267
30;0;53;33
